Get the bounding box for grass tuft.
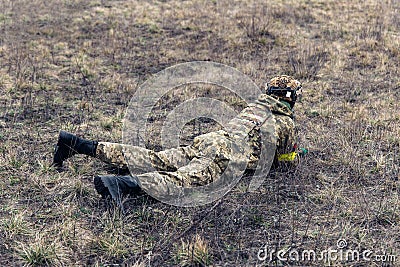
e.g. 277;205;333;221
15;239;67;267
176;234;212;267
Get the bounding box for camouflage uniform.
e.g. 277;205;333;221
95;93;295;189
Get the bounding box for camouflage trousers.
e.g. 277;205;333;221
95;130;248;189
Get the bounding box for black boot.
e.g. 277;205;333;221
94;175;142;202
53;130;98;167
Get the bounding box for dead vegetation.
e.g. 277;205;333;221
0;0;399;266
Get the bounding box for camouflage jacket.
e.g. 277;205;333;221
236;94;295;170
189;94;295;171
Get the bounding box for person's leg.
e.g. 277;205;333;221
96;142;195;173
53;131;97;167
93;174;142;200
93;158;222;201
93;143;203;201
53;130;196;172
94;153;247;203
95;131;249;202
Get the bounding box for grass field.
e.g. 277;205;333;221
0;0;399;266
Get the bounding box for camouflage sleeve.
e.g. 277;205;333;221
255;94;296;163
274;114;296;156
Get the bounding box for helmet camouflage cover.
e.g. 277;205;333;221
266;75;302;105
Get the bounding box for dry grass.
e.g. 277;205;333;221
0;0;399;266
176;234;211;266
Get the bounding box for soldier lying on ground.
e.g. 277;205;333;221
52;75;306;202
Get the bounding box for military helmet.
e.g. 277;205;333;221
265;75;302;108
